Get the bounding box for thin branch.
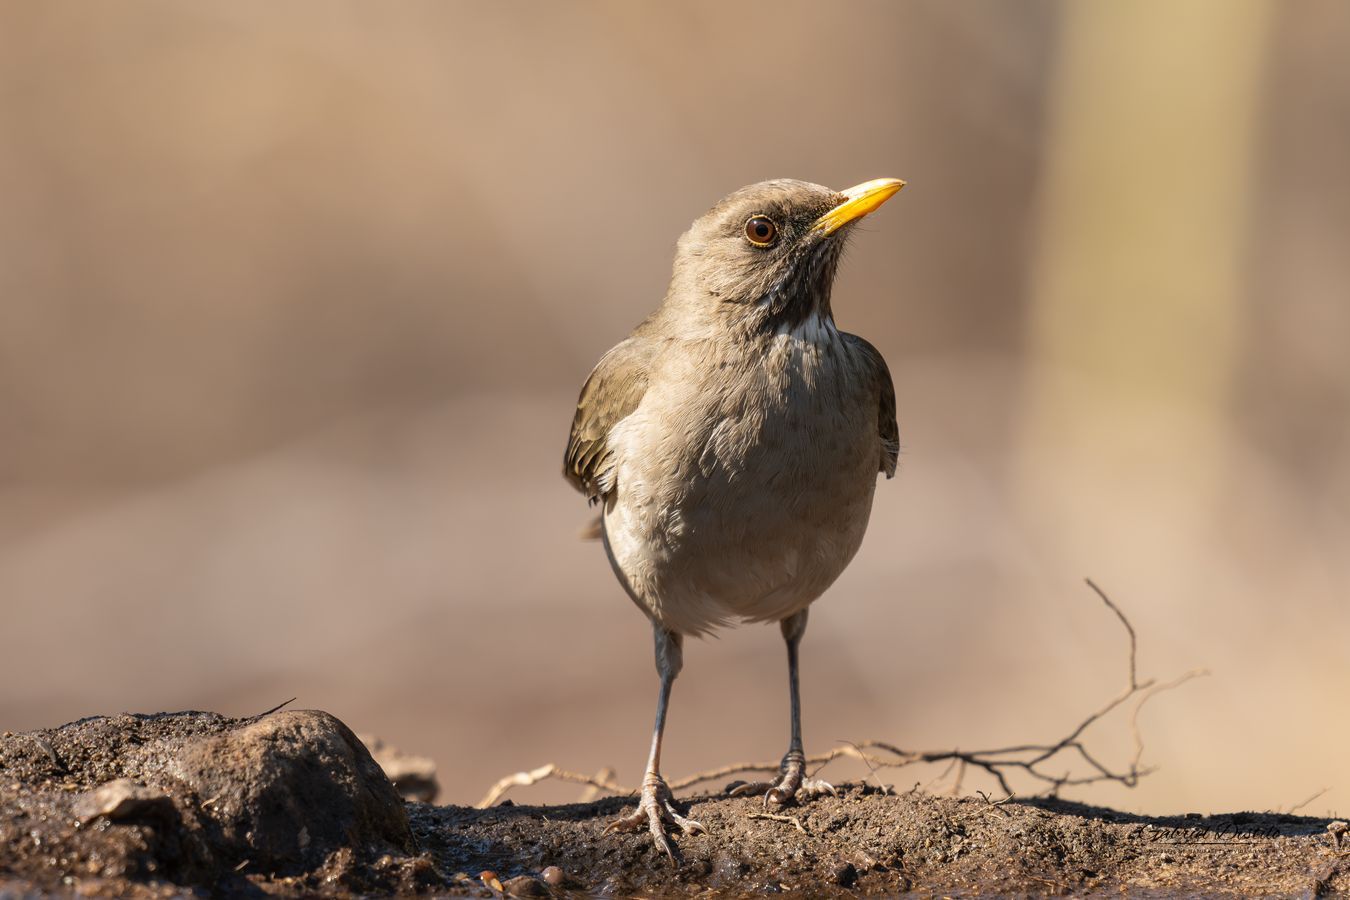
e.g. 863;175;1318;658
476;764;631;809
251;697;297;719
478;581;1203;806
1287;787;1330;815
950;758;968;796
577;767;618;803
1086;577;1137;690
748;812;807;833
668;760;782;791
1128;668;1209;776
839;739;893;795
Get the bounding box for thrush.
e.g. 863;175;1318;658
563;177;903;859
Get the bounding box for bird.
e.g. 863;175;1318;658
562;177;903;859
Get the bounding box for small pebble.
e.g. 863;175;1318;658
541;866;564;886
502;874;547;897
479;869;503;892
832;862;858;888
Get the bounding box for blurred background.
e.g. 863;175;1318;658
1;1;1346;817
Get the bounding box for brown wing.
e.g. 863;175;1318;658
842;333;900;478
563;337;656;502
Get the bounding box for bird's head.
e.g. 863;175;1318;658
663;178;904;336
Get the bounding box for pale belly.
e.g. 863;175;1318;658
601;343;881;636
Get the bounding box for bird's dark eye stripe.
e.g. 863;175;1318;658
744;215;778;246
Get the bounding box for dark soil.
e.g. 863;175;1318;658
1;710;1345;897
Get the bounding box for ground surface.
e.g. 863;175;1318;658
1;710;1345;897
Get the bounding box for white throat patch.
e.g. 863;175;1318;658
776;311;839;343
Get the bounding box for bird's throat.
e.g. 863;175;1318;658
759;238;843;335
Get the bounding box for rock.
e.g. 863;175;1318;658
0;708;416;892
502;873;548;896
831;861;859;887
74;779;175;824
168;710;414;871
541;865;565;886
357;733;439;803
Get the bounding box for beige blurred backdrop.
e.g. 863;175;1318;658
1;1;1346;817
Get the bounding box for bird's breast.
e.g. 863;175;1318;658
602;327;881;635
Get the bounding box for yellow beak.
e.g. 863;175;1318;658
812;178;906;235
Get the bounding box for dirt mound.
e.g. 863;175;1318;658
0;709;419;895
412;791;1347;897
1;710;1345;896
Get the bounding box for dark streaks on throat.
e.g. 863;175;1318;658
759;238;846;334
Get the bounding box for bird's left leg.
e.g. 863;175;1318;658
731;609;838;806
603;624;705;859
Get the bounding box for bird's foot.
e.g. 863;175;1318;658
603;772;705;861
729;748;837;807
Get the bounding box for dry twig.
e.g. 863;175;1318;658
251;697;296;719
1286;787;1330;815
748;812;807;833
477;764;631;809
477;580;1206;808
576;767;618;803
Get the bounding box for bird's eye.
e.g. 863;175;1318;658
744;216;778;247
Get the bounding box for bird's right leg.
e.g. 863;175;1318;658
603;624;705;860
729;609;837;806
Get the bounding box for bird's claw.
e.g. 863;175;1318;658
729;749;837;807
604;774;705;861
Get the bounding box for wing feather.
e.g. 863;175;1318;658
842;333;900;478
563;338;656;501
